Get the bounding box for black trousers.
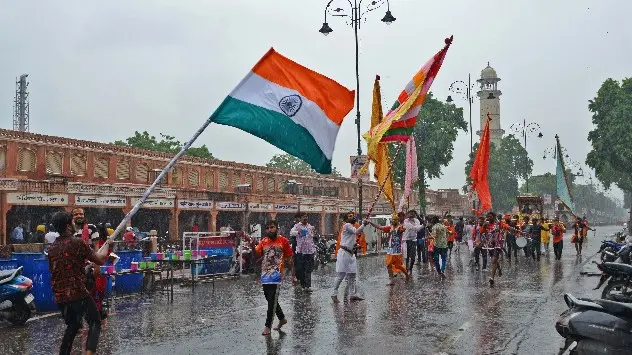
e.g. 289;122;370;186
474;247;487;269
405;240;416;270
295;253;314;288
530;241;541;260
58;297;101;355
506;236;518;259
554;241;563;260
263;284;284;328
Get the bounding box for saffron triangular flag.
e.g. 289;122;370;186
470;114;492;214
211;48;355;174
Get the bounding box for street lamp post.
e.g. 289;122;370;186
319;0;396;218
509;119;543;193
447;74;475;156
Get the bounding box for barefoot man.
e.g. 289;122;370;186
255;220;295;336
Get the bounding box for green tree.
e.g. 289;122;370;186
266;153;341;177
586;78;632;233
389;92;468;213
521;172;556;197
464;134;533;213
113;131;215;159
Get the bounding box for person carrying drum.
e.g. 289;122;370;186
504;215;519;263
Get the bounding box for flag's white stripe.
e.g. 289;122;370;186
230;72;339;160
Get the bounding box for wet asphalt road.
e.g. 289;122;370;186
0;226;621;355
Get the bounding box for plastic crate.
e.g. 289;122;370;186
115;251;143;269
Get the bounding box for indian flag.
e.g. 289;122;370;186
210;48;355;174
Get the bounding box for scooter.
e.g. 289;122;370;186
0;266;35;325
556;293;632;355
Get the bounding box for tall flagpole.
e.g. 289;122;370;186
108;118;214;241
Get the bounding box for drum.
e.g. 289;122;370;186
516;236;527;248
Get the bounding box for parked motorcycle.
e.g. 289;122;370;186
0;267;35;325
594;261;632;304
556;293;632;354
313;236;330;270
598;240;626;263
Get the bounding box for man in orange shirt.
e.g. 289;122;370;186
254;220;295;336
551;217;566;260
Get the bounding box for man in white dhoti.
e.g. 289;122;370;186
331;212;367;303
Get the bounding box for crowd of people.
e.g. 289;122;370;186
252;209;595;336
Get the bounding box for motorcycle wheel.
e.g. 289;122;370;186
601;279;632;303
9;301;31;326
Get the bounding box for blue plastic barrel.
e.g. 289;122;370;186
0;258;18;271
115;273;142;294
32;258;57;313
12;252;44;279
116;251;142;269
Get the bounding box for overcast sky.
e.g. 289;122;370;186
1;0;629;200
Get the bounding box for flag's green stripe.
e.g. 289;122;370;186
383;127;413;137
210;96;332;174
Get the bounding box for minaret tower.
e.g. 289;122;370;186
476;63;504;146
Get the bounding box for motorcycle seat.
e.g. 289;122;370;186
0;267;21;285
603;262;632;275
593;298;632;320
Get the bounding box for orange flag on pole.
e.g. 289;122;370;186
469;113;493;215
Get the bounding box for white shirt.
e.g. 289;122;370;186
464;224;475;240
341;223;365;249
402;218;423;241
290;223;316;254
45;232;59;244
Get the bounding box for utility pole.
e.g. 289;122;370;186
13;74;30;132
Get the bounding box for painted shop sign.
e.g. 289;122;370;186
324;206;339;213
248;203;273;212
275;204;298;212
7;193;68;206
301;205;323;212
130;198;174;208
75;195;127;207
177;199;213;210
216;202;246;211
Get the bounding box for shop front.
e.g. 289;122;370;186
176;199;213;237
74;195;127;227
129;198;174;239
5;192;68;243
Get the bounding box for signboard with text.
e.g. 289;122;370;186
248;203;273;212
216;202;246;211
350;155;369;182
7;193;68;206
275;204;298;212
178;199;213;210
76;195;127;207
130;198;174;208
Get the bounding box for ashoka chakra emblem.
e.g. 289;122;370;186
279;95;303;117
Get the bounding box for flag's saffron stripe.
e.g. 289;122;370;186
252;49;355;126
